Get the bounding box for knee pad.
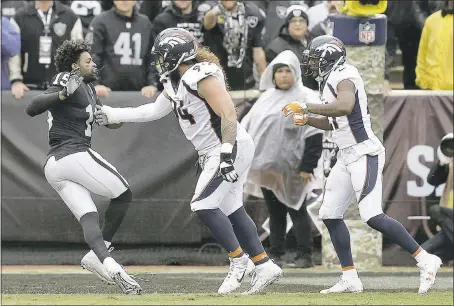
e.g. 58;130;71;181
115;188;132;202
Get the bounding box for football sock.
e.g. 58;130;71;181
367;213;420;254
101;189;132;242
195;208;242;256
228;206;270;265
80;212;111;262
323;219;354;268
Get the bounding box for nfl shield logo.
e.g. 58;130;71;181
359;22;375;44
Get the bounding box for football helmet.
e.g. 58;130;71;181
151;28;198;78
302;35;346;82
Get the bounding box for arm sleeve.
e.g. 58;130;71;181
106;92;173;123
300;133;323;173
26;86;62;117
8;17;23;82
88;17;105;69
70;18;84;40
252;17;265;48
1;17;21;57
427;163;449;187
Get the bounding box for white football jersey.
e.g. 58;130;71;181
321;63;383;152
165;62;249;155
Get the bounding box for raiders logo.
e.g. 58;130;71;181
276;5;287;18
247;16;258;28
53;22;67;37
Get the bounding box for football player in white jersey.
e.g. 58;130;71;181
283;35;442;295
94;28;282;295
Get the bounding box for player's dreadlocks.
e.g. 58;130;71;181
54;39;91;73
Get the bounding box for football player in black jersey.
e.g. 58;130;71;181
26;39;141;295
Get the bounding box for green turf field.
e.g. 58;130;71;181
3;292;453;305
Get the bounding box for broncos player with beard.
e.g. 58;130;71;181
94;28;283;295
283;35;442;295
26;40;141;295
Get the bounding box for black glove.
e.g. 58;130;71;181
219;143;239;183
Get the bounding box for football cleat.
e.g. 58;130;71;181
320;277;363;294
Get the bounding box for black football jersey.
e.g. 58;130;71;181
46;72;98;160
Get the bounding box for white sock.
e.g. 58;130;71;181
414;249;430;263
342;268;359;279
104;240;111;249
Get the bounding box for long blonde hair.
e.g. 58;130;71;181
194;45;230;90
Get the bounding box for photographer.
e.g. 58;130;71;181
422;133;453;263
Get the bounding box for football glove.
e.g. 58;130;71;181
220;143;239;183
282;102;308;117
61;68;83;97
293;113;309;126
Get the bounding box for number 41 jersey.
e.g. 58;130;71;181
46;72;97;160
167;62;249;155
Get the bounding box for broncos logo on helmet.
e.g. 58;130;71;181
302;35;346;83
151;28;198;78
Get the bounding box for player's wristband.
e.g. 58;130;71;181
220;143;234;162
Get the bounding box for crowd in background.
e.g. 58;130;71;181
2;0;453;95
1;0;453;267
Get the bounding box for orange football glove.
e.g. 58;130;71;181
293;113;309;126
283;102;303;116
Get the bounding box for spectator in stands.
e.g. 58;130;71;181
241;50;323;268
308;1;341;38
87;0;157;97
262;1;310;45
1;17;21;90
153;0;212;44
416;0;453;90
69;1;102;37
1;0;28;19
422;133;453;263
9;0;83;99
203;0;267;90
385;1;443;89
265;5;317;91
307;0;341;31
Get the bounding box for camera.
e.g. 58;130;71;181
440;133;454;158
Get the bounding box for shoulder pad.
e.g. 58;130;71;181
326;64;360;92
182;62;224;91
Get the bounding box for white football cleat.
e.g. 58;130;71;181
81;250;115;284
244;260;283;295
417;254;442;294
320;277;363;294
218;254;250;294
103;257;142;295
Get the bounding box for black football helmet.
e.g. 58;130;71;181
302;35;346;82
151;28;198;78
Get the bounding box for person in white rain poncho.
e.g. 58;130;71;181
241;50;323;268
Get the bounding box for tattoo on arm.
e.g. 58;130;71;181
221;113;237;145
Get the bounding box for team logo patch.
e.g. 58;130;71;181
247;16;258;28
276;6;287;18
53;22;67;37
359;22;376;44
159;36;186;48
